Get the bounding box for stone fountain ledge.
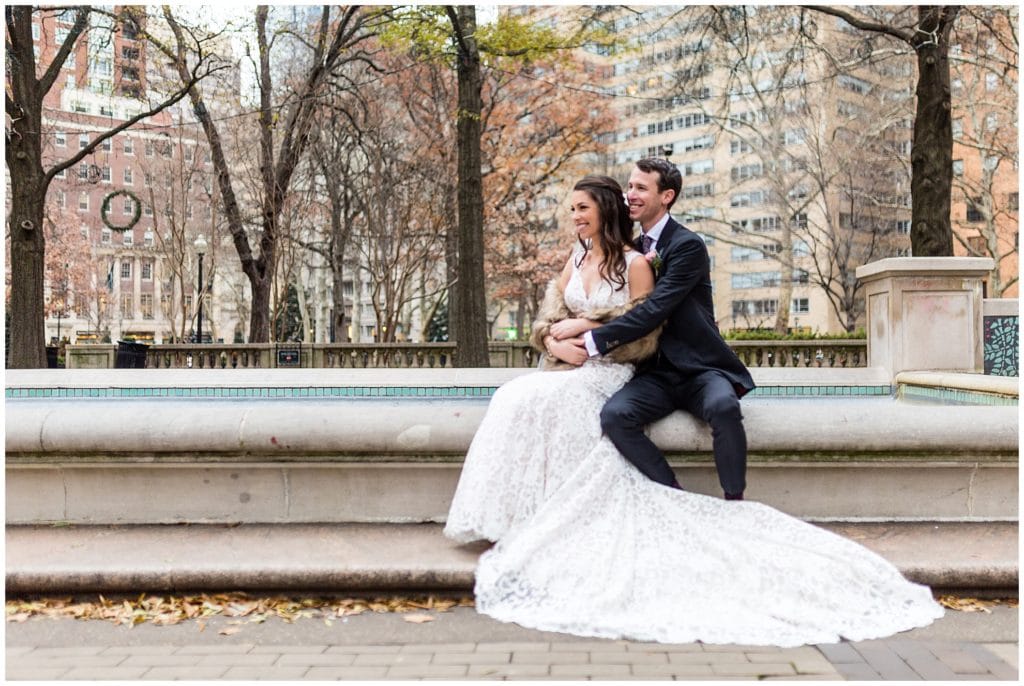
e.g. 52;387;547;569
5;366;892;389
896;371;1018;398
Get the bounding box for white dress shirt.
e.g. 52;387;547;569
582;213;671;357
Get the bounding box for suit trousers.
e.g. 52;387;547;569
600;366;747;495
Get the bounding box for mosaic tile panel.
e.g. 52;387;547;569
984;315;1019;377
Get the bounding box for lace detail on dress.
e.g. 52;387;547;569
563;248;641;314
443;246;942;646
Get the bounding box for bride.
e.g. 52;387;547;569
444;175;943;647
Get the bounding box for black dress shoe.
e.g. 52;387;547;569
724;492;744;501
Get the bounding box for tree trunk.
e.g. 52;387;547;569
249;269;272;343
910;6;957;257
6;9;49;368
451;5;490;367
773;223;794;335
7;176;48;369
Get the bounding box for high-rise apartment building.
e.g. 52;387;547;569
511;6;1010;335
948;8;1019;297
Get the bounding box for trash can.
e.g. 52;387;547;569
115;340;149;368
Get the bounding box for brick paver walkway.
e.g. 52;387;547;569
6;639;1018;680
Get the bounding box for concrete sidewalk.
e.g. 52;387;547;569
5;604;1018;680
5;520;1018;594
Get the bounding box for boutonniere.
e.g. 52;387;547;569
645;249;663;275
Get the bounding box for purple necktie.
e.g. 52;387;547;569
641;234;654;254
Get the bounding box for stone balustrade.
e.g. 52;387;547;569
67;339;866;369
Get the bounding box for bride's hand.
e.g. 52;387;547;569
549;337;588;366
550;318;591;340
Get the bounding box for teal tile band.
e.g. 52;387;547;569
3;383;1011;404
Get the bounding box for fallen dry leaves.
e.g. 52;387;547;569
5;593;475;631
938;596;1018;613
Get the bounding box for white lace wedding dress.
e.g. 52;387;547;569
444;250;943;647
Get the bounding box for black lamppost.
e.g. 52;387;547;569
194;234;208;344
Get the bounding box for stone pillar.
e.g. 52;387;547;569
856;257;995;378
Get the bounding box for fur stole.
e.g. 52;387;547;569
529;279;662;371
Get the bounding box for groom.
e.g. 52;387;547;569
579;158;755;500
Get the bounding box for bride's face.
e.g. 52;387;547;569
571;190;602;242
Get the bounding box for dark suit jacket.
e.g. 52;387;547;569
591;216;755;396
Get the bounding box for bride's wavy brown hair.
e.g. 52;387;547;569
574;175;634;291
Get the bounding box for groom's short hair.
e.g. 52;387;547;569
635;158;682;209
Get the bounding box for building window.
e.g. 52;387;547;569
144;203;153;217
72;101;89;113
986;73;998;91
952;118;963;138
121;293;134;319
730;190;767;208
144;172;152;187
731;163;764;182
123;137;133;155
985;113;998;131
731;246;765;262
55;131;66;147
140;294;154;319
681;183;714;199
79;163;89;181
81;226;90;239
101;166;111;183
121;261;132;279
732;299;778;317
1009;192;1019;211
101;228;112;244
952;159;964;176
79;133;89;149
896;220;911;235
100;105;114;117
123;195;134;215
145;140;154;157
679;159;713;177
123;167;133;184
792;298;810;314
732;271;780;289
732;216;780;233
184;146;194;161
122;231;133;246
966;198;984;222
142;262;153;280
55;168;66;179
144;231;154;247
78;192;89;211
123;18;140;40
122;46;140;60
984;155;1000;171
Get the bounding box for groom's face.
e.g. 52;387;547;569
627;168;674;230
